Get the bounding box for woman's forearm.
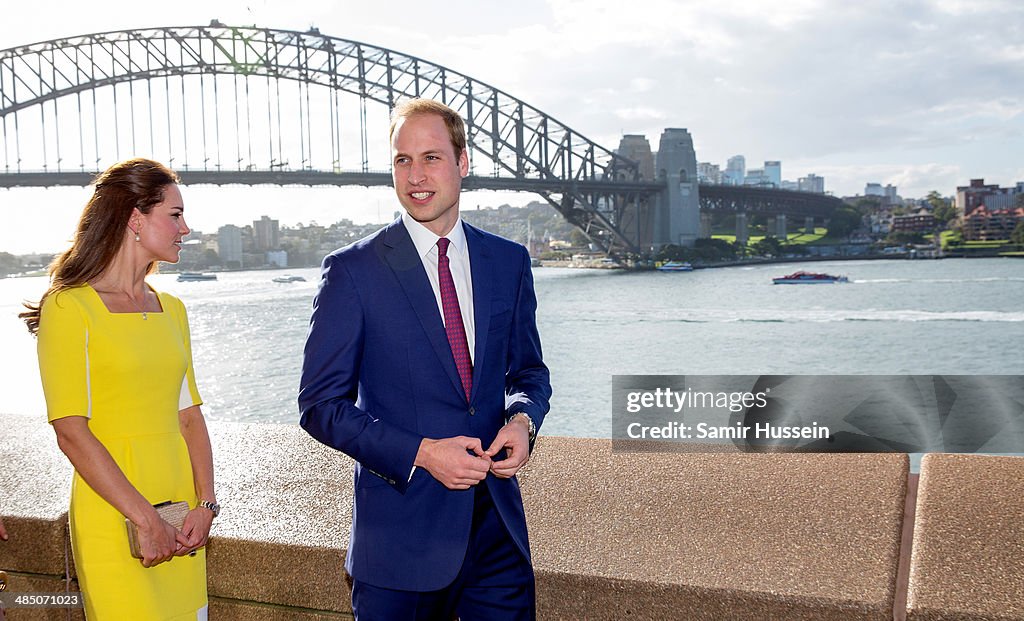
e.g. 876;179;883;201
178;405;216;503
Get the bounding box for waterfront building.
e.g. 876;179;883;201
267;249;288;268
724;155;745;185
954;179;1003;218
217;224;243;266
892;211;938;234
253;215;280;251
962;206;1023;241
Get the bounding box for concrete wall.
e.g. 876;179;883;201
1;413;1021;620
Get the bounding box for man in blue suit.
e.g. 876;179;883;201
298;98;551;620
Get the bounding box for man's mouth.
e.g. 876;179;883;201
411;192;433;201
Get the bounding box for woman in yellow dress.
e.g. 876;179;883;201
21;159;217;619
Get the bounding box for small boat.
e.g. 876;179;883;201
656;261;694;272
272;275;307;283
772;271;848;285
176;272;218;282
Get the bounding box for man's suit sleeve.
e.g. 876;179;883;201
504;246;552;435
298;253;423;490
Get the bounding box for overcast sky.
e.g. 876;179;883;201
1;0;1022;253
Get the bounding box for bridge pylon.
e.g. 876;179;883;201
653;129;700;249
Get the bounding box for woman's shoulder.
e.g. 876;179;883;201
154;288;187;315
42;284;92;312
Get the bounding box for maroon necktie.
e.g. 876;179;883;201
437;237;472;401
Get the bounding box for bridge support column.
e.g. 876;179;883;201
776;214;788;238
700;212;713;239
736;212;749;246
653;129;700;249
805;217;816;235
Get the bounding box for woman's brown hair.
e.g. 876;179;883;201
20;158;180;334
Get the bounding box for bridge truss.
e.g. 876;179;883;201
0;24;659;255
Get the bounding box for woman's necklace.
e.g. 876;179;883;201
123;289;148;320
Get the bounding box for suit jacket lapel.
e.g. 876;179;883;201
382;220;467;401
465;222;493;405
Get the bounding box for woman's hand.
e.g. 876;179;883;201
175;507;213;556
136;514;187;568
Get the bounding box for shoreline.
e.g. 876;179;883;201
541;251;1023;271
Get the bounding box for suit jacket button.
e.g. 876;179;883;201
469;406;475;416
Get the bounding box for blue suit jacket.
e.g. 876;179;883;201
298;218;551;591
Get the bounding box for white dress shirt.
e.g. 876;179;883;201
401;211;476;363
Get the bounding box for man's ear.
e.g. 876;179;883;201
458;149;469;178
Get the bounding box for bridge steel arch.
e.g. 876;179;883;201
0;24;658;256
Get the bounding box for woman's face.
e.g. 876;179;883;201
137;184;190;264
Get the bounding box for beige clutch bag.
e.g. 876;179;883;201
126;501;190;559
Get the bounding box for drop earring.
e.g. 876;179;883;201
134;227;141;242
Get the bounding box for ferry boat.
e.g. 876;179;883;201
656;261;694;272
272;275;307;283
176;272;218;282
772;271;848;285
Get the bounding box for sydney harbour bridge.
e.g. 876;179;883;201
0;24;843;258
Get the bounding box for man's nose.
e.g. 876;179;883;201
408;161;426;184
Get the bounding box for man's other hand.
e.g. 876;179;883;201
485;416;531;478
415;436;491;490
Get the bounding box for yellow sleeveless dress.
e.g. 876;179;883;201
37;284;207;620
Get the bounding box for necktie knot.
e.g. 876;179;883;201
437;237;451;257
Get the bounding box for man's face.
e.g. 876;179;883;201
391;113;468;237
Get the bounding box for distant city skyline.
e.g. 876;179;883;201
1;0;1021;254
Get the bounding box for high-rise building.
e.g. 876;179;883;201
956;178;1020;216
798;174;825;194
217;224;243;265
253;215;280;251
697;162;722;184
744;168;771;187
764;161;781;187
865;183;885;197
724;155;745;185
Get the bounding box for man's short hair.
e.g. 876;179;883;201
390;99;467;160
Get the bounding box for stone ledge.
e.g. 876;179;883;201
0;413;921;619
907;454;1024;621
523;438;907;620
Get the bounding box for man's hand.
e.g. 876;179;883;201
485;416;531;478
415;436;491;490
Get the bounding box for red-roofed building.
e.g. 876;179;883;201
962;206;1024;241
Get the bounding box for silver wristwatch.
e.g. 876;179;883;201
198;500;220;518
508;412;537;446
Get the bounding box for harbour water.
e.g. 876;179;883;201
2;257;1022;438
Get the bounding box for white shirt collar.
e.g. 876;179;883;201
401;211;468;259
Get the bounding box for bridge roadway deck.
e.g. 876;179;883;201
0;170;665;194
